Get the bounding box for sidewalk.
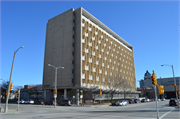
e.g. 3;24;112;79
0;108;27;114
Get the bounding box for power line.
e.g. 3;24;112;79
165;0;180;26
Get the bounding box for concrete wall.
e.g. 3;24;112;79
43;8;74;90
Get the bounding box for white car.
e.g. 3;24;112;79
146;98;150;102
117;100;127;106
29;100;34;104
17;100;25;104
161;98;165;101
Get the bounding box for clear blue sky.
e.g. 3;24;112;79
1;1;179;88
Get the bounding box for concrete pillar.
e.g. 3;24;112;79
76;89;79;105
44;90;46;100
64;89;67;100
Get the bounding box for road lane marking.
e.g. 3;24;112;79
159;108;175;119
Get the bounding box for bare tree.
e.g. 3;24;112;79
104;76;128;103
121;81;134;99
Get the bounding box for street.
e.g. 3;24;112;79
0;100;179;119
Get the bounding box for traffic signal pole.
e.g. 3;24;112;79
17;87;20;111
154;86;159;119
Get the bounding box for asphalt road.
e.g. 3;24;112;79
0;100;179;119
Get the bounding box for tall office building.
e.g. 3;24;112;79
43;7;136;100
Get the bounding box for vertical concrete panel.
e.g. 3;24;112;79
74;8;82;87
43;8;74;90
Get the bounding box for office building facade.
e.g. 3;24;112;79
43;7;136;100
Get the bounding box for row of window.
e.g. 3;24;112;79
82;55;134;67
82;73;134;82
83;47;133;61
84;65;134;76
83;40;132;56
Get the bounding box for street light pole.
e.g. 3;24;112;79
4;46;23;113
161;64;179;106
48;64;64;107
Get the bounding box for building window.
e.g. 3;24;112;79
89;42;92;46
89;58;93;63
95;31;98;35
93;67;96;72
119;46;120;49
99;69;102;73
107;51;109;54
110;72;112;76
112;66;114;70
116;56;118;59
118;62;120;65
105;57;107;60
96;46;98;49
101;35;103;38
115;44;117;47
82;55;85;60
102;62;104;67
82;38;85;43
114;61;116;64
85;65;89;70
92;36;95;40
111;41;113;44
82;73;85;79
101;48;104;52
82;23;85;27
116;68;118;71
99;54;101;58
104;43;106;47
109;46;111;49
105;71;108;75
96;60;99;65
96;76;100;81
113;49;115;51
85;48;89;53
107;65;110;68
89;27;92;31
106;38;108;41
103;78;105;82
110;59;112;62
92;51;96;56
85;32;88;37
112;54;113;57
89;75;93;80
98;40;101;44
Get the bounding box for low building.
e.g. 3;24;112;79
139;70;180;99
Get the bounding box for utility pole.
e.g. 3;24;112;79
4;46;23;113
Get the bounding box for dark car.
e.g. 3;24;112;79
34;100;44;105
111;101;119;106
129;99;135;104
135;99;141;103
58;100;72;106
44;100;54;105
141;99;147;103
169;98;179;106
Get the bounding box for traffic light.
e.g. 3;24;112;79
80;90;83;98
6;90;10;95
53;89;57;94
151;70;157;86
99;89;102;96
16;93;19;98
158;85;164;95
10;84;14;91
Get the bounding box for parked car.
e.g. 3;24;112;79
151;99;155;102
169;98;179;106
111;101;119;106
135;99;141;103
34;100;44;105
58;100;72;106
44;100;54;105
17;100;25;104
146;98;150;102
122;100;128;106
29;99;34;104
161;98;165;101
141;99;146;103
129;99;135;104
24;100;30;104
125;100;129;104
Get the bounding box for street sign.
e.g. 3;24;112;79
73;96;75;98
54;94;57;98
